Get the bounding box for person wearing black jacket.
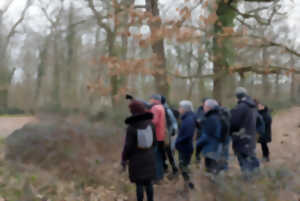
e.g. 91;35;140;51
122;101;156;201
256;100;272;162
230;87;260;174
195;98;208;165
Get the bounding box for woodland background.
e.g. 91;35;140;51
0;0;300;117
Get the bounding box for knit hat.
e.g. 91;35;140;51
150;94;162;102
235;87;248;100
129;100;147;115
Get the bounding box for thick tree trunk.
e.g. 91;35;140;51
212;1;236;102
146;0;169;98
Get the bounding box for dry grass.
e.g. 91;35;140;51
0;108;299;201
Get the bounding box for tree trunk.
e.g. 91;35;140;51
212;1;237;102
52;35;61;110
35;38;49;104
290;56;296;103
146;0;169;98
262;48;271;98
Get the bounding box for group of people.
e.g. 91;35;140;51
121;87;272;201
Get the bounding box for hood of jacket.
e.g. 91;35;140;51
204;107;219;117
125;112;153;125
239;96;256;108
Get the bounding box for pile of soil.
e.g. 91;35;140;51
5;118;120;180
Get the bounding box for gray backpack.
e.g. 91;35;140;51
137;126;153;149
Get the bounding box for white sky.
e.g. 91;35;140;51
0;0;300;39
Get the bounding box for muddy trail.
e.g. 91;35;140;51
0;108;299;201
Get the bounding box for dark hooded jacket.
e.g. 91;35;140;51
196;108;222;160
195;106;205;137
122;112;156;183
258;107;272;143
230;96;257;155
175;111;196;154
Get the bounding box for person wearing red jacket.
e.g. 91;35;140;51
149;95;167;180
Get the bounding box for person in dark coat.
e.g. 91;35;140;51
122;101;156;201
256;100;272;161
230;87;260;174
161;96;179;176
197;99;223;174
195;98;208;165
176;100;196;190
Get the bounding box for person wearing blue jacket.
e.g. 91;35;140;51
196;99;223;174
175;100;196;190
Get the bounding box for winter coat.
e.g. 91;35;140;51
256;112;266;140
230;96;257;156
163;103;178;150
150;103;166;142
195;106;205;138
196;108;223;160
175;111;196;154
122;112;156;183
258;107;272;143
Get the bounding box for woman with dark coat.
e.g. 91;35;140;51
122;101;156;201
256;100;272;161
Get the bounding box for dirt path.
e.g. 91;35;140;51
267;107;300;169
0;116;36;138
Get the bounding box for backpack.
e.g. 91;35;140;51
137;126;153;149
218;107;231;143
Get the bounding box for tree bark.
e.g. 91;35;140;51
212;1;237;102
146;0;169;98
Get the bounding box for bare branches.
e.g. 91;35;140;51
1;0;32;57
86;0;111;32
0;0;15;14
169;63;300;80
229;1;280;26
39;0;64;29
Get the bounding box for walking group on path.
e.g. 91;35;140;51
121;87;272;201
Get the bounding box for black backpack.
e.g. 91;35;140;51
218;107;231;143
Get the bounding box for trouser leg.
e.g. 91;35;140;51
157;142;168;171
136;184;144;201
261;142;270;160
179;152;192;182
165;146;178;173
237;153;260;173
205;158;219;174
145;182;154;201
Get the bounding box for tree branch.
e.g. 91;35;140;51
2;0;32;56
169;65;300;80
86;0;111;32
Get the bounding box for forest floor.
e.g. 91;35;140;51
0;108;299;201
0;116;36;138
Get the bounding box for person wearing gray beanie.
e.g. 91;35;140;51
235;87;248;100
231;87;260;176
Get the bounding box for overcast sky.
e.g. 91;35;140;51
0;0;299;40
